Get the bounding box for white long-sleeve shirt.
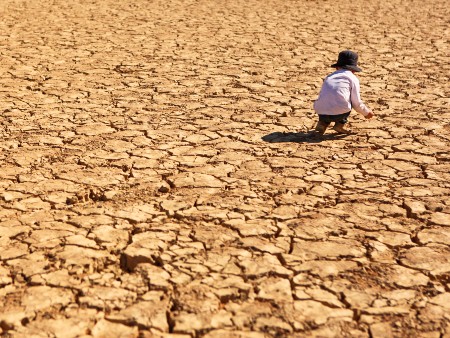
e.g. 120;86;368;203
313;69;371;116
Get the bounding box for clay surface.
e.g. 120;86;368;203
0;0;449;337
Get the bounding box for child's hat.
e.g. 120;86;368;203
331;50;362;72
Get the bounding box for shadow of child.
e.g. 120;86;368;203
261;131;351;144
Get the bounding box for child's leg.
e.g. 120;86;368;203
333;112;351;134
334;112;350;125
315;115;331;134
315;121;330;134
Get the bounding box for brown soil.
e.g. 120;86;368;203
0;0;449;337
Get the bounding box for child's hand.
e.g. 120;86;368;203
365;112;374;119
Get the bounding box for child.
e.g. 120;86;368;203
313;50;374;134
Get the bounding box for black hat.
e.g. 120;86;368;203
331;50;362;72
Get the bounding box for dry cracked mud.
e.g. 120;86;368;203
0;0;449;337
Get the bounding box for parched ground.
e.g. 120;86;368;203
0;0;449;337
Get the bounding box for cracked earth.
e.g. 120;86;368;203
0;0;449;337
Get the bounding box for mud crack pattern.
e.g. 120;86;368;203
0;0;449;337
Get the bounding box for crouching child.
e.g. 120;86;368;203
313;50;374;134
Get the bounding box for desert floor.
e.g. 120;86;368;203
0;0;449;337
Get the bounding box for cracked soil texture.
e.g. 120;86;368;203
0;0;449;337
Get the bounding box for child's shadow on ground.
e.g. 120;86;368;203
261;131;350;143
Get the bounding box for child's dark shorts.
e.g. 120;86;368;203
318;112;350;124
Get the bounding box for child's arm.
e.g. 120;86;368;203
350;78;373;119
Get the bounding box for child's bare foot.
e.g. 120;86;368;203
333;123;352;134
314;121;330;135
